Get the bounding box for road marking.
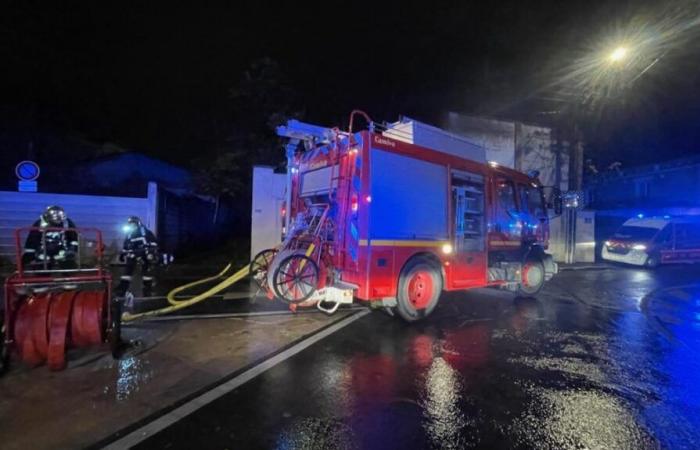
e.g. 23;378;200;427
102;309;370;449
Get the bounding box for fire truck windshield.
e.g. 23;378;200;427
519;184;546;218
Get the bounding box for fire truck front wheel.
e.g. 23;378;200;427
395;257;443;322
517;258;545;297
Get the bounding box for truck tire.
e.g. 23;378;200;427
517;258;545;297
395;257;443;322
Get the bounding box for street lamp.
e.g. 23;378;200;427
608;46;628;62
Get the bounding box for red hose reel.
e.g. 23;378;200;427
13;290;107;370
2;227;120;373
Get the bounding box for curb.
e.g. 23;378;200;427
559;264;612;271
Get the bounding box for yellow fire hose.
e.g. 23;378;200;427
122;263;249;321
121;244;315;322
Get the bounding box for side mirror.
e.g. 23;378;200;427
543;187;563;216
554;194;563;215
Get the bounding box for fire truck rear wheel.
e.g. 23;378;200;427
395;257;443;322
517;258;545;297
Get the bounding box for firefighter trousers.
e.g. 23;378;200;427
117;257;154;297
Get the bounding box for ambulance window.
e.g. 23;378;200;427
497;179;517;213
675;223;700;249
656;225;672;244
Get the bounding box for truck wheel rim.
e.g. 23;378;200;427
408;271;433;309
523;263;543;288
251;249;277;290
275;256;318;302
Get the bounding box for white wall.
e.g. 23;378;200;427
444;113;570;191
250;166;286;259
548;211;595;263
575;210;596;263
517;123;570;191
0;183;156;262
445;113;516;167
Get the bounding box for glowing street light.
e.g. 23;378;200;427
608;46;628;62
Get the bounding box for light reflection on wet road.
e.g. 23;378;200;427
135;265;700;449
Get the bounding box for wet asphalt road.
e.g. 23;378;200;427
131;264;700;449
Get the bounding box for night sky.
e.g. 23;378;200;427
3;0;700;167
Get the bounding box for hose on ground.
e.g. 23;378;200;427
122;263;249;322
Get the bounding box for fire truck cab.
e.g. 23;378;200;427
267;117;559;321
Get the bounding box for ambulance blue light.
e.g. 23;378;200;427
637;213;644;219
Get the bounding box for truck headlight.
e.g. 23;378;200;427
632;244;647;251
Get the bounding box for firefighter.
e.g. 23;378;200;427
22;205;79;268
116;216;158;298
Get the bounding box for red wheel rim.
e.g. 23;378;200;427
522;263;543;288
407;271;433;309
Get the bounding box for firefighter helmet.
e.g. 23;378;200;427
127;216;142;226
43;205;66;226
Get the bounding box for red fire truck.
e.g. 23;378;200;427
252;113;559;321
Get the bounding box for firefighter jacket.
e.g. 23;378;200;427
123;225;158;258
24;217;79;259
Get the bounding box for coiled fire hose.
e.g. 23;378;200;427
121;263;250;321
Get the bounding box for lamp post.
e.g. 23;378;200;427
608;46;628;63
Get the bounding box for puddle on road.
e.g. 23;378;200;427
296;302;672;449
276;417;357;450
511;388;656;449
102;355;155;401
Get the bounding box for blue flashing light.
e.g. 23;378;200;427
637;213;644;219
664;215;671;219
349;246;358;262
350;222;359;241
122;224;135;233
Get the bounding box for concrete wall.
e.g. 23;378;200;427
548;210;596;263
444;113;570;191
444;113;516;167
517;123;570;191
250;166;286;259
0;183;156;262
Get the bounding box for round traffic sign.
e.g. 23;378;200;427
15;161;40;181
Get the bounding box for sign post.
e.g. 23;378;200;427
15;160;40;192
